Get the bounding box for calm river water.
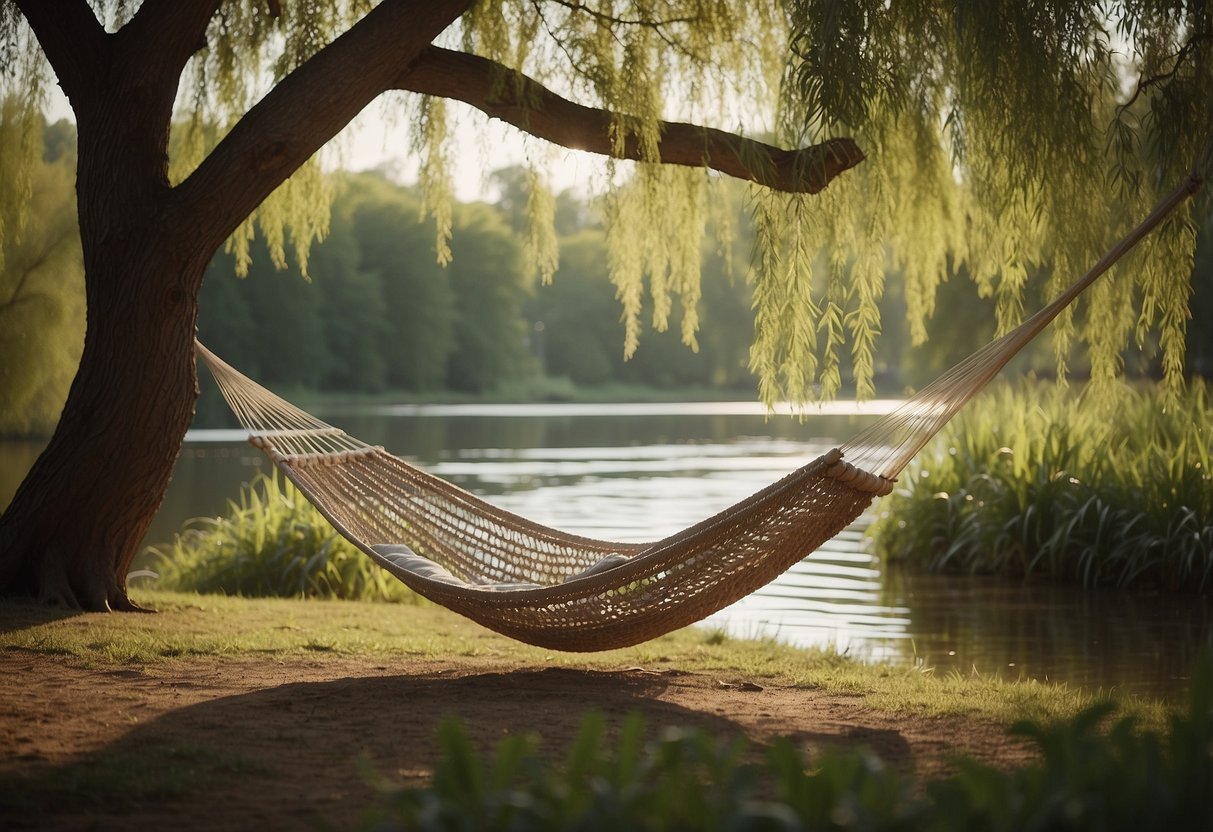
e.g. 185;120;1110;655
3;400;1209;700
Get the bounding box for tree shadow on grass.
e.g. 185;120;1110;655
0;598;81;636
0;665;910;831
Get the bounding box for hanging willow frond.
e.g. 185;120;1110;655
6;0;1208;404
414;96;455;266
775;0;1212;401
525;165;559;285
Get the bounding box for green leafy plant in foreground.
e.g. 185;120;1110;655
150;472;418;602
361;657;1213;831
873;380;1213;591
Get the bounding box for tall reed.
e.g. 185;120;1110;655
872;380;1212;591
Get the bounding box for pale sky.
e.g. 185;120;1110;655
46;83;604;203
344;99;609;202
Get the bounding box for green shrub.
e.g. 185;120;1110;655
150;472;418;603
360;657;1213;830
872;380;1212;591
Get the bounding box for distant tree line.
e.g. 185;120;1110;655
4;132;1212;440
197;169;760;398
197;168;1213;408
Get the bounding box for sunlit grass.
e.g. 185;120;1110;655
0;590;1168;728
873;380;1212;591
3;586;1203;828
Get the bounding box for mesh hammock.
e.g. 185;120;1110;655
196;172;1199;652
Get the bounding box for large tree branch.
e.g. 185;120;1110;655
74;1;226;188
399;46;865;194
174;0;472;248
13;0;107;106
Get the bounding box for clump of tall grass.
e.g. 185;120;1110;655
872;379;1212;591
151;472;418;603
360;657;1213;831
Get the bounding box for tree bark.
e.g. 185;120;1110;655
0;7;213;607
0;124;208;608
0;245;206;610
399;47;864;194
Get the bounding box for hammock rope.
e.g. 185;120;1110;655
195;171;1200;652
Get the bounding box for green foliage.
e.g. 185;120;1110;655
764;0;1213;401
201;243;331;389
532;229;622;385
362;657;1213;830
344;175;457;392
10;3;1212;409
525;167;560;285
445;202;533;392
0;114;83;437
415;96;455;267
924;663;1213;831
314;194;389;393
0;33;47;274
362;713;800;832
531;181;756;391
152;472;418;603
193;170;760;405
605;165;709;359
170;0;786;383
198;173;536;397
6;2;1213;410
872;380;1213;591
460;1;786;174
1187;215;1213;377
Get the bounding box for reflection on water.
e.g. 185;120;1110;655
2;401;1208;700
881;571;1213;699
704;530;914;654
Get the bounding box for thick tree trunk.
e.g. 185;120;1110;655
0;240;205;610
0;42;211;609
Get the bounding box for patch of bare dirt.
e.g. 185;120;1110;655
0;653;1032;830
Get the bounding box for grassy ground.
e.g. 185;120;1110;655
2;589;1167;729
3;590;1191;830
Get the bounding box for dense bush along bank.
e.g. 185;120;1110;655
873;381;1212;592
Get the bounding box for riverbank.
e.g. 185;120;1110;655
0;591;1169;830
191;375;766;428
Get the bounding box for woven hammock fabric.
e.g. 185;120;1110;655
198;339;894;651
196;171;1199;652
285;440;880;652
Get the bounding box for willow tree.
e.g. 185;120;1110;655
0;0;861;610
0;1;1209;611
